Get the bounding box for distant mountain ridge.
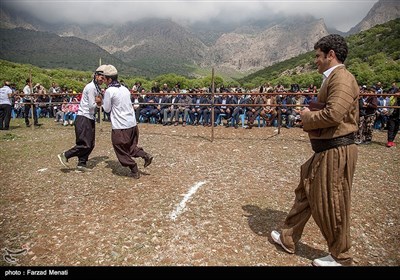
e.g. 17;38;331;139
203;17;328;73
1;18;398;93
49;16;329;77
0;28;137;75
0;0;398;78
348;0;400;34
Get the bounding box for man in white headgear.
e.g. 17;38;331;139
58;65;106;171
102;65;153;179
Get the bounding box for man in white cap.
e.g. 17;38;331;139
102;64;153;179
58;65;106;171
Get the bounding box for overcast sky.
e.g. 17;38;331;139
3;0;379;32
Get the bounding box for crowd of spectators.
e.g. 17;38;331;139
6;81;399;133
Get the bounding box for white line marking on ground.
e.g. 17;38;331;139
169;181;207;221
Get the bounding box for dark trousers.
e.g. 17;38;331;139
0;104;12;130
111;126;148;173
232;107;245;123
387;116;399;142
65;115;96;166
134;108;141;122
24;101;38;125
247;108;262;124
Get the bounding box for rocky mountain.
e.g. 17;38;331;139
203;17;328;73
348;0;400;34
13;17;209;77
0;1;398;78
53;16;329;76
0;8;329;77
103;19;208;76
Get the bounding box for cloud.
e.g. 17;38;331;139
3;0;378;32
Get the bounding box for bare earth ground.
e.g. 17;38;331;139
0;118;399;267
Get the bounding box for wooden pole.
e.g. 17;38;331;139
99;58;103;128
99;105;103;127
29;70;34;130
277;108;281;135
211;68;215;142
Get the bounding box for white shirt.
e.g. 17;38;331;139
221;99;227;109
103;85;137;130
23;85;31;100
322;64;344;85
0;85;12;105
77;81;99;120
133;98;140;109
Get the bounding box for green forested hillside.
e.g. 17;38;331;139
0;59;222;92
0;59;96;91
0;28;138;76
239;18;400;89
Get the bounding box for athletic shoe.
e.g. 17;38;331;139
270;230;294;254
386;141;396;147
57;153;69;168
312;255;342;267
76;165;92;172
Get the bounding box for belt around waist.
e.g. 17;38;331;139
310;133;355;153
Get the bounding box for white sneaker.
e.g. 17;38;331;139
57;153;69;168
312;255;342;267
76;165;92;172
63;121;68;126
270;230;294;254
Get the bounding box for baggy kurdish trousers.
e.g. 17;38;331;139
280;144;358;262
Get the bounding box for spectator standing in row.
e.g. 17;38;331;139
151;82;160;93
0;81;13;130
386;89;400;147
355;90;378;145
23;78;40;127
389;82;398;95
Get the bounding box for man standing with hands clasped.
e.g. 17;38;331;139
101;65;153;179
270;34;359;266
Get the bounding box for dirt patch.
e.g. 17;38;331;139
0;118;399;266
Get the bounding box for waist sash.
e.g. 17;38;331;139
310;133;355;153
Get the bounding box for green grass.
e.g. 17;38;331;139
0;132;19;141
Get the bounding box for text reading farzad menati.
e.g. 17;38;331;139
4;269;68;276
